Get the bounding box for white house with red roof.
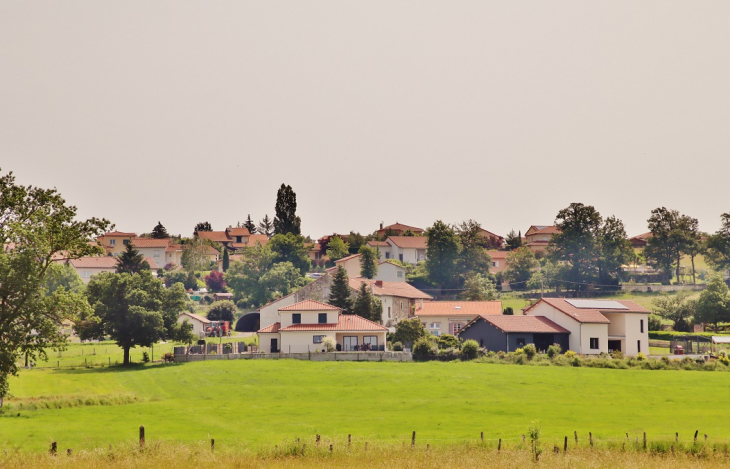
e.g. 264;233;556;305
97;231;137;255
376;222;424;238
257;300;388;353
523;298;650;356
130;238;172;268
65;257;118;283
372;236;427;264
327;254;408;283
414;301;502;336
197;226;268;251
524;225;561;254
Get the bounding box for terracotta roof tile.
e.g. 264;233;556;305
387;236;427;249
524;298;649;324
279;300;341;311
415;301;502;317
180;311;211;324
69;257;118;269
131;238;172;248
196;231;230;243
467;315;570;334
226;227;251;237
486;250;509;259
350;278;433;300
335;254;361;264
258;322;281;333
379;223;424;233
280;314;387;332
101;231;137;237
367;241;389;247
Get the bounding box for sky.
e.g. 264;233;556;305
1;1;729;239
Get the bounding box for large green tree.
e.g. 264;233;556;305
504;229;523;251
456;220;492;280
78;271;188;365
504;246;538;288
705;213;730;274
273;184;301;235
352;283;382;323
194;221;212;234
328;266;353;314
358;245;379;279
116;243;150;274
325;236;350;261
695;275;730;329
460;273;498;301
651;291;696;332
645;207;697;284
425;220;460;290
595;215;633;284
44;262;84;294
207;300;237;322
0;171;110;403
151;221;169;239
268;233;311;275
258;215;274;238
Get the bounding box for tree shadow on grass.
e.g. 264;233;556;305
48;362;185;376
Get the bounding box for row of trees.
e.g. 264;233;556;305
652;275;730;330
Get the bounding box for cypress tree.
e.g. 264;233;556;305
328;266;352;314
359;245;379;279
273;184;302;235
151;221;169;239
222;249;230;272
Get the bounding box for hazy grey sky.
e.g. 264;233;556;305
2;1;729;239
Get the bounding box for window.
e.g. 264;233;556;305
492;261;497;267
318;313;327;324
292;313;301;324
387;307;391;318
343;336;358;351
110;239;116;246
640;319;644;333
637;340;641;353
451;323;464;334
363;336;378;348
123;239;129;245
313;335;325;344
154;250;160;258
516;338;526;347
430;322;441;329
399;254;403;262
83;271;90;278
590;338;599;349
397;271;403;278
385;252;391;259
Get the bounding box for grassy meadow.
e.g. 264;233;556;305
2;359;729;454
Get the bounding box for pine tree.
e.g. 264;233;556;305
243;214;257;234
359;245;379;279
273;184;302;235
222;249;230;272
116;243;150;274
258;215;274;238
194;221;212;234
328;266;352;314
352;283;382;323
151;221;169;239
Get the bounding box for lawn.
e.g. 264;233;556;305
2;360;729;452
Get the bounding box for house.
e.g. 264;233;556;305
178;311;210;337
330;253;363;279
414;301;502;336
257;300;388;353
376;260;408;282
524;226;560;254
130;238;171;268
65;257;118;283
376;222;424;238
214;292;234;302
165;244;185;267
370;236;427;264
478;228;505;249
629;232;652;249
96;231;136;255
487;250;509;274
522;298;650;356
197;227;268;251
458;315;570;352
306;242;327;267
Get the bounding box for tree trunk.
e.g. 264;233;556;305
691;254;696;285
676;252;681;284
123;346;130;365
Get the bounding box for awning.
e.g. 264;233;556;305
712;336;730;344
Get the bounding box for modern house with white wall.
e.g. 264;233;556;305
414;301;502;336
369;236;427;264
522;298;650;356
329;254;408;283
257;300;388;353
65;257;118;283
178;311;211;337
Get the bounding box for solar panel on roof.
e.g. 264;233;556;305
565;299;628;310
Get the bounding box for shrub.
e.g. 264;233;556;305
207;300;237;322
546;344;561;359
236;299;247;309
438;348;460;361
164;263;176;271
392;342;404;352
648;314;662;331
610;350;624;359
513;347;524;355
564;350;577;359
570;357;582;367
437;334;460;350
461;340;480;360
142;351;150;363
636;352;647;361
204;270;226;292
162;352;175;363
412;337;436;360
503;307;514;316
523;344;537;360
321;336;336;352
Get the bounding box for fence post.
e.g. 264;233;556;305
589;432;593;448
330;444;333;453
481;431;484;442
694;430;698;444
348;434;351;448
705;434;708;442
498;439;501;451
643;432;647;450
50;442;57;456
564;436;567;453
139;425;145;450
574;431;578;445
675;432;678;443
316;434;320;445
211;439;214;453
412;431;416;447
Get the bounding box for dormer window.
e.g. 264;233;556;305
318;313;327;324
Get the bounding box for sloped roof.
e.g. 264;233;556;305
69;257;118;269
462;315;570;334
131;238;172;248
143;257;159;269
279;300;341;312
197;231;230;243
380;223;424;233
415;301;502;317
387;236;427;249
335;253;361;264
166;244;184;253
350;278;433;300
367;241;389;247
101;231;136;237
226;227;251;237
258;322;281;333
280;314;387;332
180;311;211;324
486;250;509;259
247;234;269;246
478;228;504;240
524;298;649;324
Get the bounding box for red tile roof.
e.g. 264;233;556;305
226;227;251;237
367;241;389;247
131;238;172;248
478;228;504;240
101;231;136;237
468;315;570;334
350;278;433;300
387;236;427;249
379;223;424;233
166;244;183;252
258;322;281;333
280;314;387;332
415;301;502;317
335;253;361;264
487;250;509;259
631;232;652;241
143;257;159;269
524;298;650;324
279;300;341;311
180;311;211;324
247;234;269;246
197;231;230;243
69;257;118;269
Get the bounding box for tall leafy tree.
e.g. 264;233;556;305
652;291;696;332
595;215;633;284
44;262;84;294
258;215;274;238
645;208;696;284
116;243;150;274
504;230;523;251
326;236;350;261
695;275;730;329
460;273;498;301
207;300;237;322
222;249;230;272
352;283;382;323
425;220;460;290
359;245;379;279
268;233;311;275
347;232;366;254
504;246;538;288
77;271;187;365
243;214;257;234
677;215;702;284
456;220;492;280
549;203;602;290
705;213;730;275
0;169;110;403
273;184;301;235
328;266;353;314
151;221;169;239
194;221;212;234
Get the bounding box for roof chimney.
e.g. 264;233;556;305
375;280;383;288
380;222;383;230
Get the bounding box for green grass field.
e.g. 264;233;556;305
3;360;729;453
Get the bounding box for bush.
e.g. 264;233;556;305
321;336;336;352
438;348;460;361
610;350;624;359
207;300;236;322
546;344;561;359
437;334;460;350
204;270;226;292
648;314;662;331
460;340;480;360
636;352;647;361
392;342;403;352
236;299;247;309
523;344;537;360
564;350;577;359
503;307;514;315
412;337;436;360
162;352;175;363
142;351;150;363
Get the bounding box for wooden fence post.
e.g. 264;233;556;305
643;432;647;450
50;442;57;456
589;432;593;448
316;434;320;445
564;436;567;453
574;431;578;445
694;430;698;444
412;431;416;447
481;431;484;442
675;432;678;443
139;425;145;450
498;439;501;451
348;434;351;448
330;444;333;453
211;439;215;453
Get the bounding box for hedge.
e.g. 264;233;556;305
648;331;730;341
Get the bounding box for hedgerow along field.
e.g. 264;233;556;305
2;360;729;454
